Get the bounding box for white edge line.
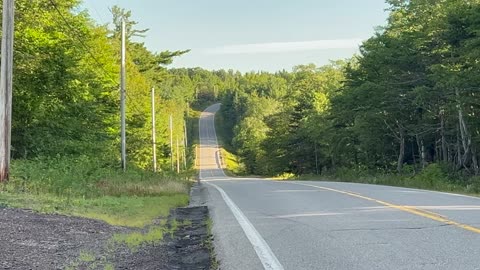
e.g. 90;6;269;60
207;182;284;270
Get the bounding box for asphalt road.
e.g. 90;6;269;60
198;104;480;270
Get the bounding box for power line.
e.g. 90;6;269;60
86;1;107;25
49;0;172;153
48;0;106;71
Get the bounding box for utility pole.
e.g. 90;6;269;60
120;18;127;171
151;88;157;172
184;120;188;148
183;120;188;169
169;114;173;171
183;136;187;170
0;0;15;182
176;136;180;173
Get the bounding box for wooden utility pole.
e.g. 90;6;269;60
176;136;180;173
120;18;127;171
151;88;157;172
0;0;15;182
184;120;188;148
183;136;187;170
183;120;188;170
169;114;173;171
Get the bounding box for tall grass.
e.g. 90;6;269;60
4;156;191;198
215;110;247;176
0;156;193;227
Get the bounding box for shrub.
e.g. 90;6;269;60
412;163;449;188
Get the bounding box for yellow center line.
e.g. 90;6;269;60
287;182;480;234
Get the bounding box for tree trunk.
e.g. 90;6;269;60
455;88;479;173
416;134;426;169
421;140;426;169
397;128;405;173
411;140;417;173
440;110;448;163
456;127;462;169
471;145;479;175
456;88;470;166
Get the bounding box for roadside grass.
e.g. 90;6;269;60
214;109;247;176
1;156;194;268
219;148;246;176
79;250;96;263
205;218;219;269
111;218;197;251
0;103;209;268
111;221;171;251
274;164;480;197
0;156;192;227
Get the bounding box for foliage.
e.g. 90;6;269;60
0;0;202;229
8;0;195;171
209;0;480;192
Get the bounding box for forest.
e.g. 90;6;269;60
0;1;478;265
3;0;480;197
201;0;480;192
0;1;476;268
0;0;206;225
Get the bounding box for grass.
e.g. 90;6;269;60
0;156;193;227
111;218;195;252
0;189;189;227
79;250;96;263
214;108;247;176
0;105;208;267
205;218;219;269
112;224;169;251
65;249;102;270
0;155;195;268
219;148;246;176
276;164;480;197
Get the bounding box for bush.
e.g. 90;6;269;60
411;163;450;189
466;176;480;194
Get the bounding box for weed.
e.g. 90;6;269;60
79;250;95;263
204;218;219;269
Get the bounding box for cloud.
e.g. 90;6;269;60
202;39;364;55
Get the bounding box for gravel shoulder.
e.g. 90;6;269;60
0;198;214;269
114;206;213;270
0;206;131;269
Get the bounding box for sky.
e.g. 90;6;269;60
81;0;390;72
